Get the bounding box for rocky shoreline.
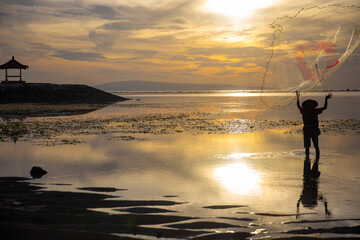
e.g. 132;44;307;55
0;83;128;104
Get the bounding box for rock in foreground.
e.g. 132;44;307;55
30;166;47;179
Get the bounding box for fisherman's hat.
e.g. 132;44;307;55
301;99;318;108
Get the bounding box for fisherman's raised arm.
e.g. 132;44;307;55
321;93;332;110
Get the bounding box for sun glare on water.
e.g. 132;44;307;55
214;163;260;195
206;0;273;19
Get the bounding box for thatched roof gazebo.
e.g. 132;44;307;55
0;56;28;83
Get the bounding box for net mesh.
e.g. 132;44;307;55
261;4;360;107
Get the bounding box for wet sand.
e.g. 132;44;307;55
0;103;113;118
0;177;230;239
0;108;359;146
1;92;360;239
1;91;359;146
1;176;360;239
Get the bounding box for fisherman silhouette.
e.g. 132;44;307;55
296;160;331;219
296;91;332;162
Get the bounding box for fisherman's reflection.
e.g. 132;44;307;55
296;160;331;219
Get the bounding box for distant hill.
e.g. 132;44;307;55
96;80;249;92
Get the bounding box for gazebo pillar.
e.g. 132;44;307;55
0;56;28;84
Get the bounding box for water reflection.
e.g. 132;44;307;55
296;160;331;219
214;163;260;195
227;92;258;97
223;153;256;159
0;103;110;118
0;117;27;143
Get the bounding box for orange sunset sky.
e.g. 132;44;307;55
0;0;359;89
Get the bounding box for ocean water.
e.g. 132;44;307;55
1;91;360;239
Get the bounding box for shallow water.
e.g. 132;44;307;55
1;91;360;239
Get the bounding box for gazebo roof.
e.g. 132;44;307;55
0;56;28;70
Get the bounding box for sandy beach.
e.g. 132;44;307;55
1;91;360;239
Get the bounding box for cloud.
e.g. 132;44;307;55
97;1;197;32
88;30;122;49
89;4;120;20
51;50;107;61
188;46;265;58
102;21;148;31
0;0;40;7
214;70;237;76
0;0;359;88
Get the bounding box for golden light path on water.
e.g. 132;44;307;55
225;91;299;97
214;162;260;195
226;92;259;97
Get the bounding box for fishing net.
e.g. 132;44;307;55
261;4;360;107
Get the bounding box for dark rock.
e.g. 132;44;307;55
30;166;47;179
0;83;129;104
77;187;127;192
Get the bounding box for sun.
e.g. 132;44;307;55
205;0;273;19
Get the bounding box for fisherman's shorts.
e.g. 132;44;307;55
303;126;320;148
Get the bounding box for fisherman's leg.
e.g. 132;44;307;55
304;133;311;160
305;147;310;160
313;135;320;163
